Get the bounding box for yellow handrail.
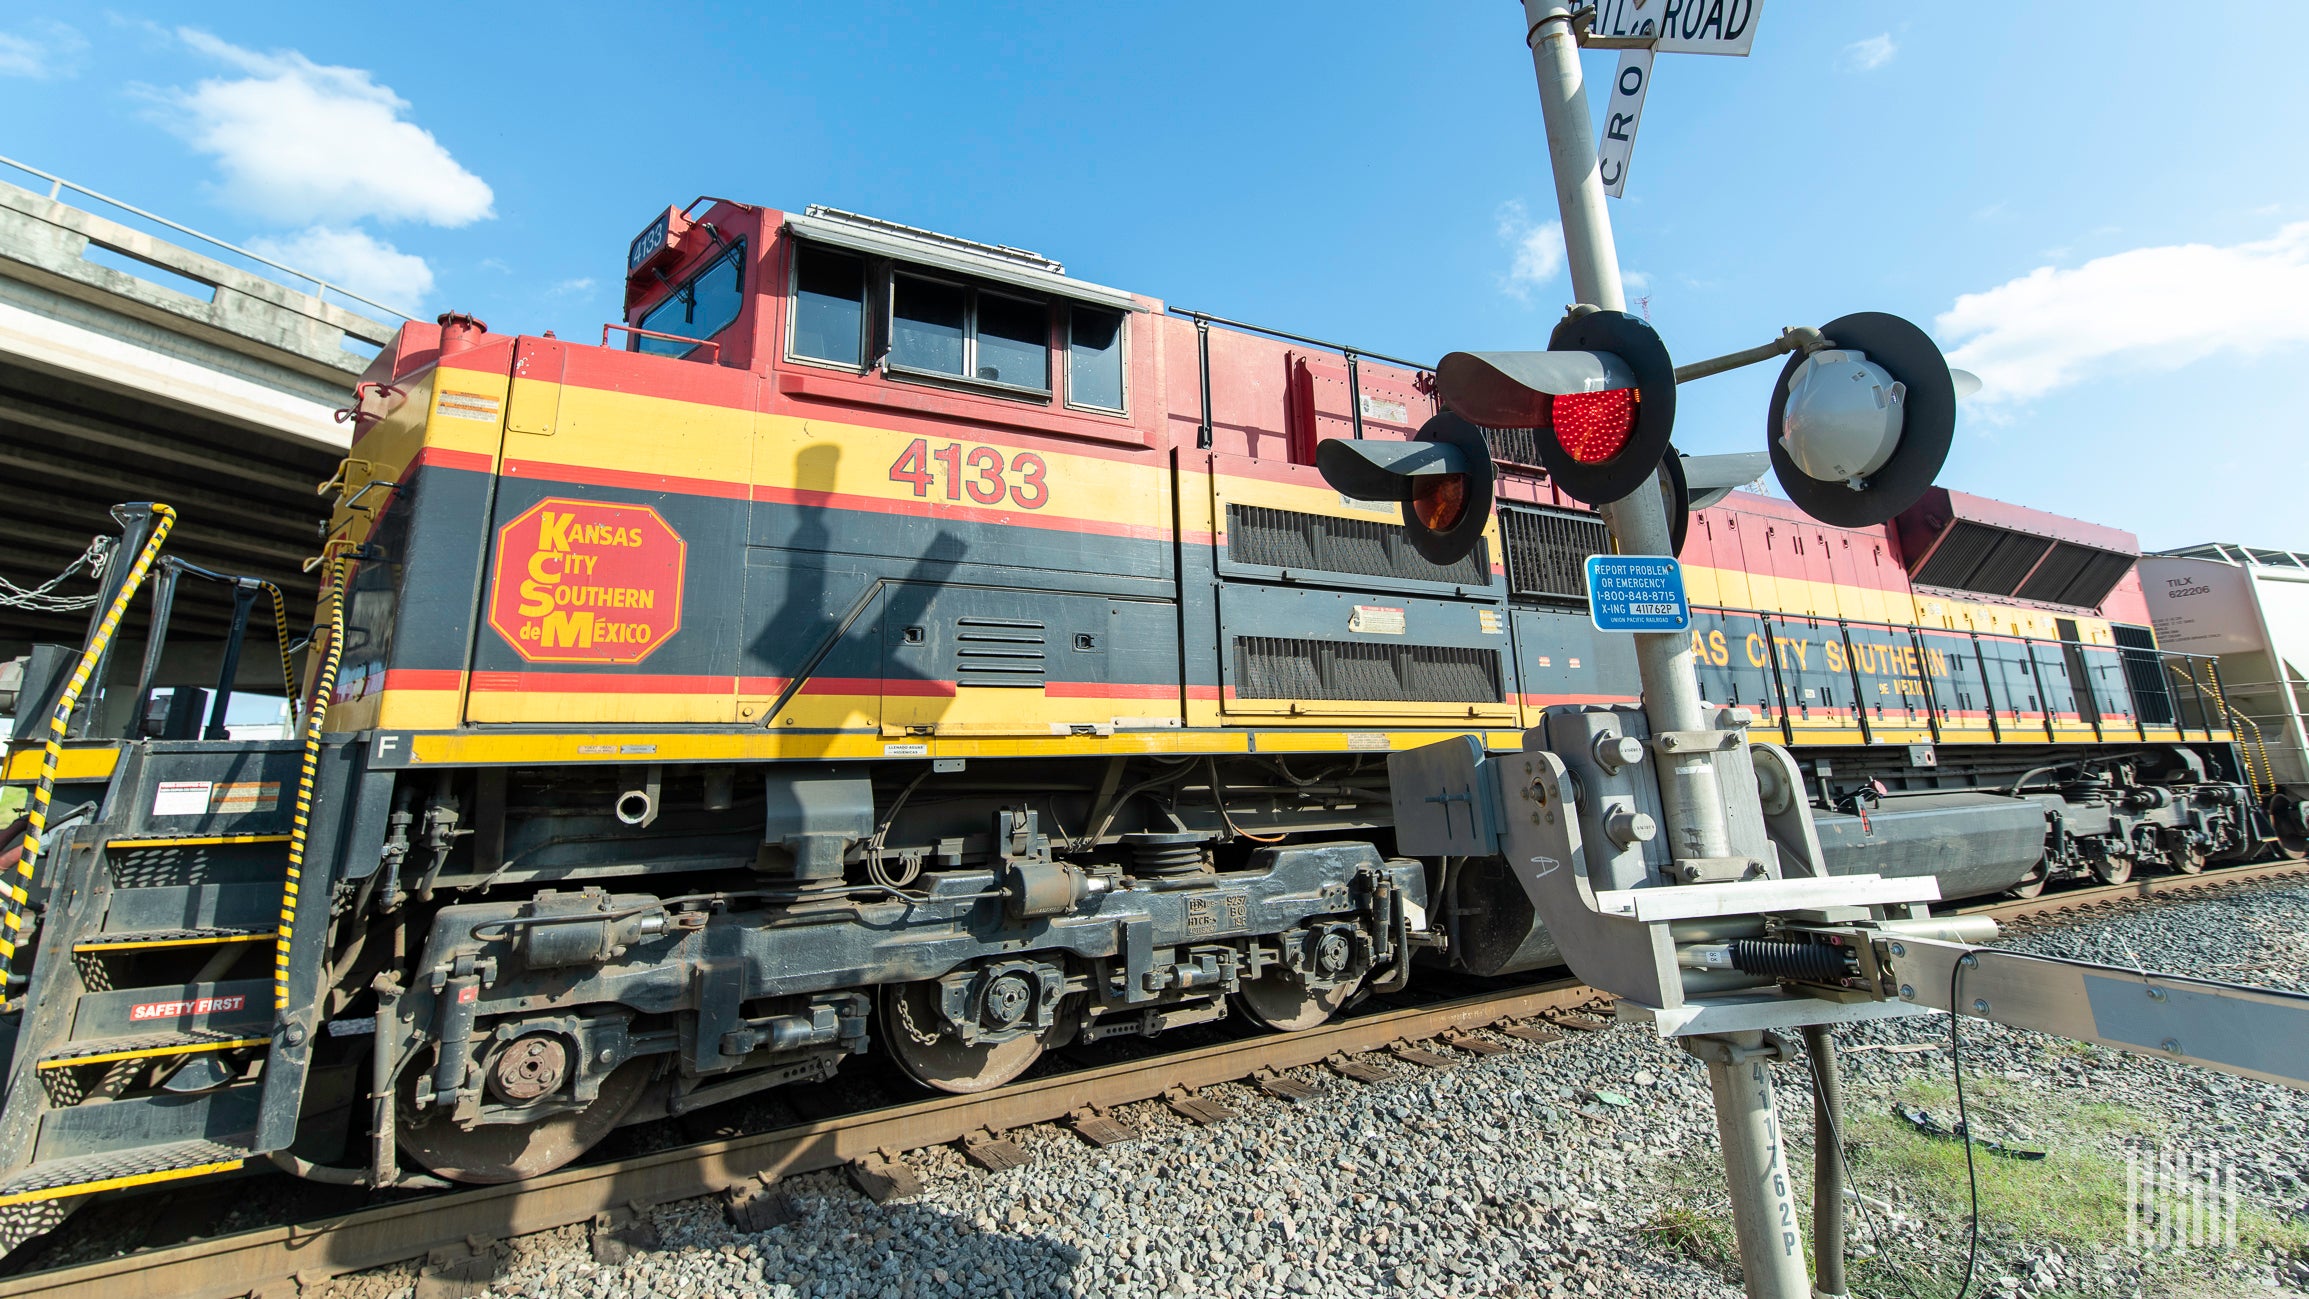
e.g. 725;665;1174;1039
275;552;348;1011
0;505;176;975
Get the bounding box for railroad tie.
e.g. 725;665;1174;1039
1324;1052;1394;1084
960;1127;1034;1172
1163;1085;1239;1126
589;1206;661;1264
848;1149;923;1203
1252;1067;1327;1103
724;1173;800;1231
1390;1040;1459;1069
1065;1106;1139;1147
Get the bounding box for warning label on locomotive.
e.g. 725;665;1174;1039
488;497;685;665
129;994;247;1022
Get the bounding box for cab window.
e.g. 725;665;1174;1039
889;273;1050;395
1068;306;1125;411
637;240;745;357
791;245;866;366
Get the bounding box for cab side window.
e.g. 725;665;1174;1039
1068;307;1125;412
792;245;866;366
785;237;1126;414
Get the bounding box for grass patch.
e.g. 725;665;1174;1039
1635;1069;2308;1298
1638;1201;1733;1272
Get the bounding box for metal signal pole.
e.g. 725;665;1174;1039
1518;5;1815;1297
1520;2;1734;875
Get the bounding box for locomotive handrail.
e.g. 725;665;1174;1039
0;504;175;984
1169;308;1436;449
1166;308;1434;373
600;322;722;361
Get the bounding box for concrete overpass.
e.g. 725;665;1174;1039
0;158;407;721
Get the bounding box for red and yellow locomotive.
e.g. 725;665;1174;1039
0;199;2260;1217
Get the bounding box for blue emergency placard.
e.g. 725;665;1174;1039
1584;554;1690;632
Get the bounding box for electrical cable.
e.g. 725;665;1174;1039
1806;1039;1921;1299
1948;957;1983;1299
1205;756;1288;843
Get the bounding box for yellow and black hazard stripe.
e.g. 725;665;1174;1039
259;580;299;701
276;551;348;1011
0;505;176;975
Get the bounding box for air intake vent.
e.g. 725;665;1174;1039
1910;523;2133;609
1225;504;1487;586
2020;545;2133;608
1482;427;1547;470
955;617;1045;687
1499;505;1609;603
1233;637;1502;702
1896;488;2140;611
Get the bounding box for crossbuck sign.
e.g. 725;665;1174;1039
1582;0;1764;197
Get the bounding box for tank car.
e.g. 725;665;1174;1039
0;200;2267;1224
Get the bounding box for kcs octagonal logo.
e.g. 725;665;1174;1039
488;497;685;665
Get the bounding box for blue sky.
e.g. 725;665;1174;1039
3;2;2306;550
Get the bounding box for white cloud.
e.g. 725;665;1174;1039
248;226;434;307
0;20;87;78
1495;200;1564;304
159;29;493;227
1839;34;1896;72
551;277;597;296
1938;222;2309;407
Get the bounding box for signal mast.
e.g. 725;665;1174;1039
1338;7;2309;1298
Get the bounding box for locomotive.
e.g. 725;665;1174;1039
0;199;2269;1224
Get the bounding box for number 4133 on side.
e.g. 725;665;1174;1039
887;439;1049;509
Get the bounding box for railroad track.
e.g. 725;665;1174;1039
5;856;2306;1299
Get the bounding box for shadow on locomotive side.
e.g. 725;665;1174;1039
0;201;2285;1216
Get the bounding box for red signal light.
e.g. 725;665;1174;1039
1549;388;1639;464
1411;474;1469;533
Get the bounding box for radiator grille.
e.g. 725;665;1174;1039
1910;521;2133;609
1482;427;1547;470
1499;505;1609;602
2024;546;2133;608
955;617;1045;687
1225;503;1487;586
1233;637;1502;702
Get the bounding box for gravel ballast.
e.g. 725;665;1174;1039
320;877;2309;1299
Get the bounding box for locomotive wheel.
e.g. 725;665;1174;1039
397;1056;653;1184
882;979;1069;1094
2171;843;2207;875
2091;853;2134;886
1231;970;1361;1033
2004;866;2047;901
2279;834;2309;862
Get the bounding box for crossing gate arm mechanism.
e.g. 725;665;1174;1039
1864;935;2309;1092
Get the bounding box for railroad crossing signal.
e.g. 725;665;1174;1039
1766;312;1958;527
1313;413;1497;565
1433;308;1677;507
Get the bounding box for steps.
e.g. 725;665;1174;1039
0;740;338;1207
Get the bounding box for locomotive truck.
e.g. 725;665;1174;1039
0;199;2270;1229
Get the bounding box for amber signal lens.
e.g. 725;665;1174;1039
1411;474;1468;533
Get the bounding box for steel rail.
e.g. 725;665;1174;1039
7;856;2305;1299
1958;855;2309;928
0;981;1602;1299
